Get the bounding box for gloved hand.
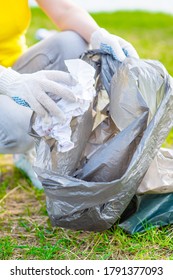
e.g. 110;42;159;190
90;28;139;62
0;68;77;123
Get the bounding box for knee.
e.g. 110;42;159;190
14;31;89;73
45;31;89;71
55;31;88;56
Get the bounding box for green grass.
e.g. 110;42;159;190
1;8;173;260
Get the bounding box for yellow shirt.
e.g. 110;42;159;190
0;0;31;67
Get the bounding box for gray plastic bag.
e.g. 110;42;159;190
30;50;173;232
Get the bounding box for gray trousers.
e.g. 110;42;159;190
0;31;88;154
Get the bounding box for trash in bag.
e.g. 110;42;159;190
29;50;173;232
75;112;148;182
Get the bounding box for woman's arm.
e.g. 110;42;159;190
35;0;139;61
35;0;99;42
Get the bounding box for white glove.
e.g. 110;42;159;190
90;28;139;62
0;68;77;123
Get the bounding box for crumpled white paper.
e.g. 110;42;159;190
32;59;96;152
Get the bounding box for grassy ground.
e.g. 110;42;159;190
0;8;173;260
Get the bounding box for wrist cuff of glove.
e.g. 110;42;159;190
0;68;20;95
90;28;108;47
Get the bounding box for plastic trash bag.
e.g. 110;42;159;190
119;147;173;234
29;50;173;232
137;148;173;195
119;193;173;234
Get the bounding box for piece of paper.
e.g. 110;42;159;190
33;59;96;152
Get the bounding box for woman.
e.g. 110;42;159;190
0;0;138;188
